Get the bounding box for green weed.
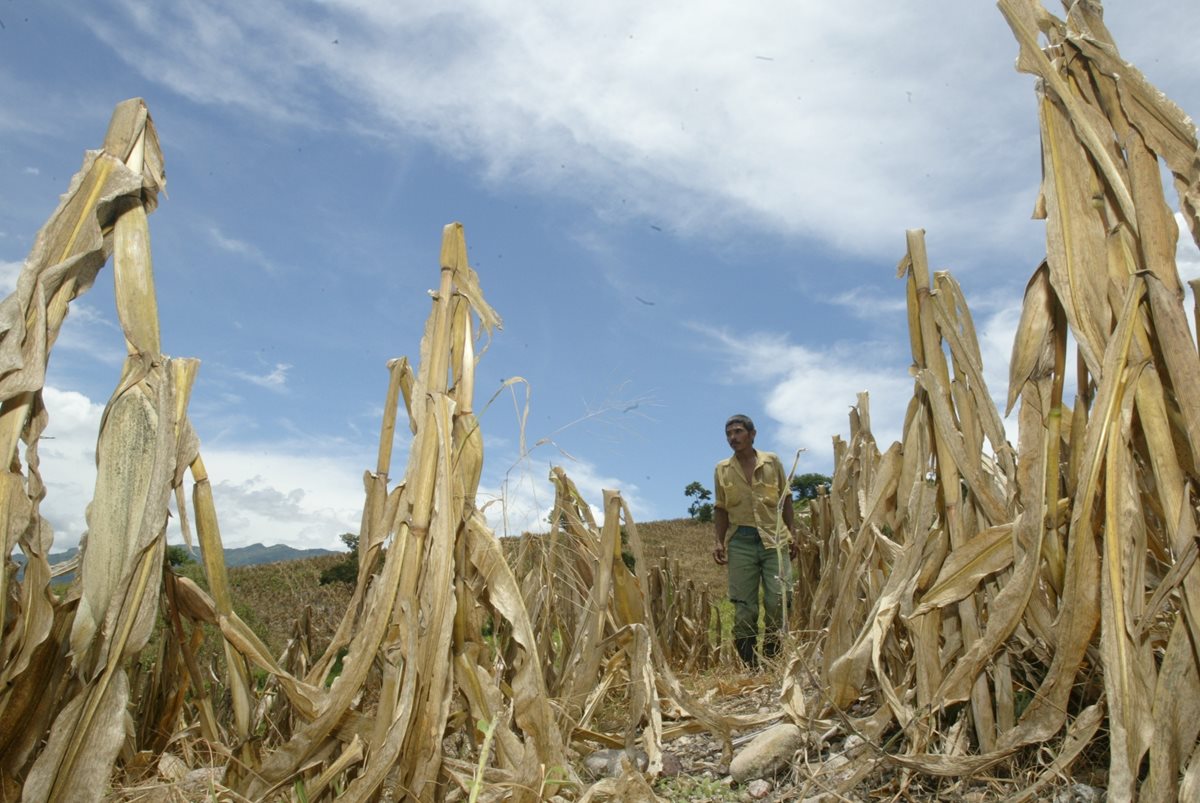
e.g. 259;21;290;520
654;773;739;802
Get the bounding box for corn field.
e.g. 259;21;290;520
2;0;1200;800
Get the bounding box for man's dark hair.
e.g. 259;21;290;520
725;414;755;432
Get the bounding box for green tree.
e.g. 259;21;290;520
165;544;196;568
684;481;714;523
319;532;360;585
791;472;832;502
619;526;636;572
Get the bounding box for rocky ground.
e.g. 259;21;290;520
576;665;1110;803
109;663;1109;803
579;670;805;802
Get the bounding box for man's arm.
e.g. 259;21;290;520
713;506;729;565
713;465;729;565
782;492;798;559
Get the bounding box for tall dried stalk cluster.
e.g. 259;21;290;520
645;548;722;672
512;469;768;768
0;100;205;802
792;1;1200;798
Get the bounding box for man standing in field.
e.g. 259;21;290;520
712;414;797;668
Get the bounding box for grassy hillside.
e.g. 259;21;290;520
217;518;724;659
631;517;725;595
180;553;355;659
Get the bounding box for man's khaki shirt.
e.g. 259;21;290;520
714;449;791;547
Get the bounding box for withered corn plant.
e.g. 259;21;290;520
0;99;270;802
513;468;777;773
218;222;588;803
0;99;198;802
788;1;1200;799
645;549;721;673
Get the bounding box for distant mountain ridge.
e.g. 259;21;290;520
13;542;338;571
217;543;339;567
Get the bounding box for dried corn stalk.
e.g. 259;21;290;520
201;223;581;802
516;467;784;773
646;549;719;672
796;1;1200;797
0;100;188;802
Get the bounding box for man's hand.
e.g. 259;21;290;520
713;508;729;566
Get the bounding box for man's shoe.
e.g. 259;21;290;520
735;637;759;668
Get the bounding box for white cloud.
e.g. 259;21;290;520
166;439;370;550
693;324;914;465
828;286;908;318
0;260;21;294
478;466;557;539
764;351;914;464
208;226;279;274
200;426;649;548
699;293;1036;471
23;166;39;176
30;385;369;551
975;297;1023;416
235;362;292;391
202;471;360;550
53;302;126;366
479;455;648;538
35;386;105;546
83;0;1075;267
1177;212;1200;284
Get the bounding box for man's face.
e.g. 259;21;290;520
725;423;754;452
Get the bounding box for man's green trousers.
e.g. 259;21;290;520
727;525;792;657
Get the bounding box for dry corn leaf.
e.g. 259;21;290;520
1007;262;1056;415
1098;384;1155;798
912;524;1014;615
20;670;129;803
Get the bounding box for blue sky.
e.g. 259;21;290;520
2;1;1198;550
